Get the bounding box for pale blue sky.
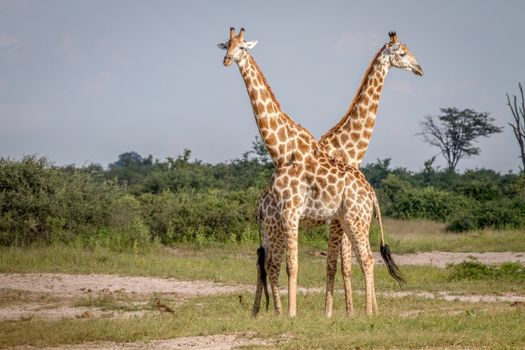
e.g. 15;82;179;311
0;0;523;172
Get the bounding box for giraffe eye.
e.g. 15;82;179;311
400;52;406;57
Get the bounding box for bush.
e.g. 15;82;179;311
380;175;473;221
138;188;261;243
447;258;525;281
447;199;525;232
0;156;124;246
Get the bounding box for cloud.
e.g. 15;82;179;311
333;31;382;54
0;33;18;48
0;32;29;62
79;72;117;97
0;103;50;133
59;32;82;64
390;80;414;96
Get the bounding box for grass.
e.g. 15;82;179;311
1;292;524;349
1;221;525;349
1;242;524;296
382;218;525;253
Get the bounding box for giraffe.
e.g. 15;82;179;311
253;31;423;317
218;28;414;317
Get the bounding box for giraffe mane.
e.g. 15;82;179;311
248;55;316;141
319;44;386;142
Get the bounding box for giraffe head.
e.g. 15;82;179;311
382;31;423;76
217;27;258;66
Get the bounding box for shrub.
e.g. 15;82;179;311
138;187;261;243
380;175;473;221
0;156;124;246
447;258;525;281
447;199;525;232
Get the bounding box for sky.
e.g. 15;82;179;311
0;0;523;172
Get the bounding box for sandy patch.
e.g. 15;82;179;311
11;333;273;350
0;302;150;321
0;273;251;298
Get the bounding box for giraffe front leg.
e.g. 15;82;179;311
325;220;343;318
282;209;300;318
286;229;299;318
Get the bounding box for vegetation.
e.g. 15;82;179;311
1;244;525;349
2;293;525;349
1;137;524;247
418;107;503;171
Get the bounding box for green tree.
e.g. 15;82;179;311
419;107;503;172
245;136;271;166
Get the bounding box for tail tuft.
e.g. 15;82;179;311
380;243;406;286
256;246;269;310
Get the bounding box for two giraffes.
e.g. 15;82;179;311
218;27;423;317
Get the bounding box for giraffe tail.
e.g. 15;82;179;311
252;246;269;317
373;192;406;286
252;209;269;317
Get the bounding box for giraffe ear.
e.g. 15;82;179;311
217;42;228;50
245;40;258;49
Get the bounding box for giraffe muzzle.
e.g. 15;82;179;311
412;64;423;76
223;55;233;66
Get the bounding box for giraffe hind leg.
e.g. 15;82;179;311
252;246;269;317
340;229;353;316
266;244;284;315
342;218;377;316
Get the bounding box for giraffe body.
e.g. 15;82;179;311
219;28;420;317
254;31;422;317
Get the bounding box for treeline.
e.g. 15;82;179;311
1;148;524;247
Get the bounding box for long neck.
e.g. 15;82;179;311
319;47;389;168
237;54;316;168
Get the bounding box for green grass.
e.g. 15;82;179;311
1;223;525;349
1;293;524;349
1;243;524;296
382;219;525;253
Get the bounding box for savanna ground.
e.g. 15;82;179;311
1;219;525;349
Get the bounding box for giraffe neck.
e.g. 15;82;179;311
237;54;316;168
319;47;390;167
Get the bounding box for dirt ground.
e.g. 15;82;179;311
11;334;274;350
2;251;524;349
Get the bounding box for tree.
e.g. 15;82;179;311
419;107;503;172
106;151;154;187
506;83;525;174
246;136;271;166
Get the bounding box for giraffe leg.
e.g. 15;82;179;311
356;241;376;316
285;229;299;318
282;209;300;318
252;255;264;317
252;246;269;317
371;268;378;315
340;228;353;316
325;220;347;317
324;222;339;318
266;244;284;316
341;218;376;316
